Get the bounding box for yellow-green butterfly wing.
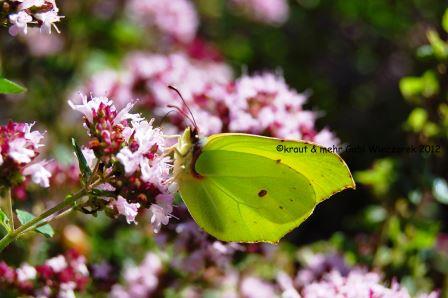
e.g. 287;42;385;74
177;132;355;243
204;134;355;203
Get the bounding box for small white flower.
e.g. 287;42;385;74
116;147;139;175
35;10;64;34
141;156;171;187
8;138;36;163
23;160;52;188
149;193;173;233
68;94;112;123
58;282;76;298
17;264;37;282
81;147;97;170
9;11;33;36
45;255;68;273
115;102;143;124
24;122;45;148
19;0;45;10
112;196;140;224
117;119;167;179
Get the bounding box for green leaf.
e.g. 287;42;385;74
427;30;448;60
399;77;423;99
71;138;92;184
0;209;11;233
0;78;26;94
421;70;439;97
16;209;54;238
355;158;396;197
443;9;448;33
406;108;428;132
399;71;439;101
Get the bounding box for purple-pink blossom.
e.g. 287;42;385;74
0;121;51;188
231;0;289;25
5;0;63;36
80;51;338;145
112;196;141;224
126;0;198;43
69;95;175;231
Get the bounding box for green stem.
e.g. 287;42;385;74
0;189;87;252
4;188;13;231
33;205;79;230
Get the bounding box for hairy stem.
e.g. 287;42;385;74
0;189;87;252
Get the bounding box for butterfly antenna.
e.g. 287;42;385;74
157;109;177;127
168;86;198;129
166;104;195;127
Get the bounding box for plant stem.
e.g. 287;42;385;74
33;204;84;231
4;188;13;231
0;189;87;252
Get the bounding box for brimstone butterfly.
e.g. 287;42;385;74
173;126;355;243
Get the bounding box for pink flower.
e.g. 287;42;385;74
111;253;162;298
1;252;89;296
116;119;167;179
19;0;45;10
24;122;45;148
16;264;37;282
34;10;64;34
68;94;112;123
126;0;199;42
0;121;48;187
112;196;141;224
302;270;410;298
23;160;52;188
314;129;340;147
81;147;96;170
240;276;277;298
7;0;64;36
149;194;173;233
8;138;36;163
45;255;68;273
231;0;289;25
8;11;33;36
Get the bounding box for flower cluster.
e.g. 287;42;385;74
0;251;89;297
69;95;175;232
169;219;243;272
0;121;51;188
110;252;163;298
230;0;289;25
107;250;438;297
81;52;338;146
126;0;198;43
2;0;63;36
226;73;338;145
46;160;80;188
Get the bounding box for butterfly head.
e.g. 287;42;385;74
174;126;204;180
